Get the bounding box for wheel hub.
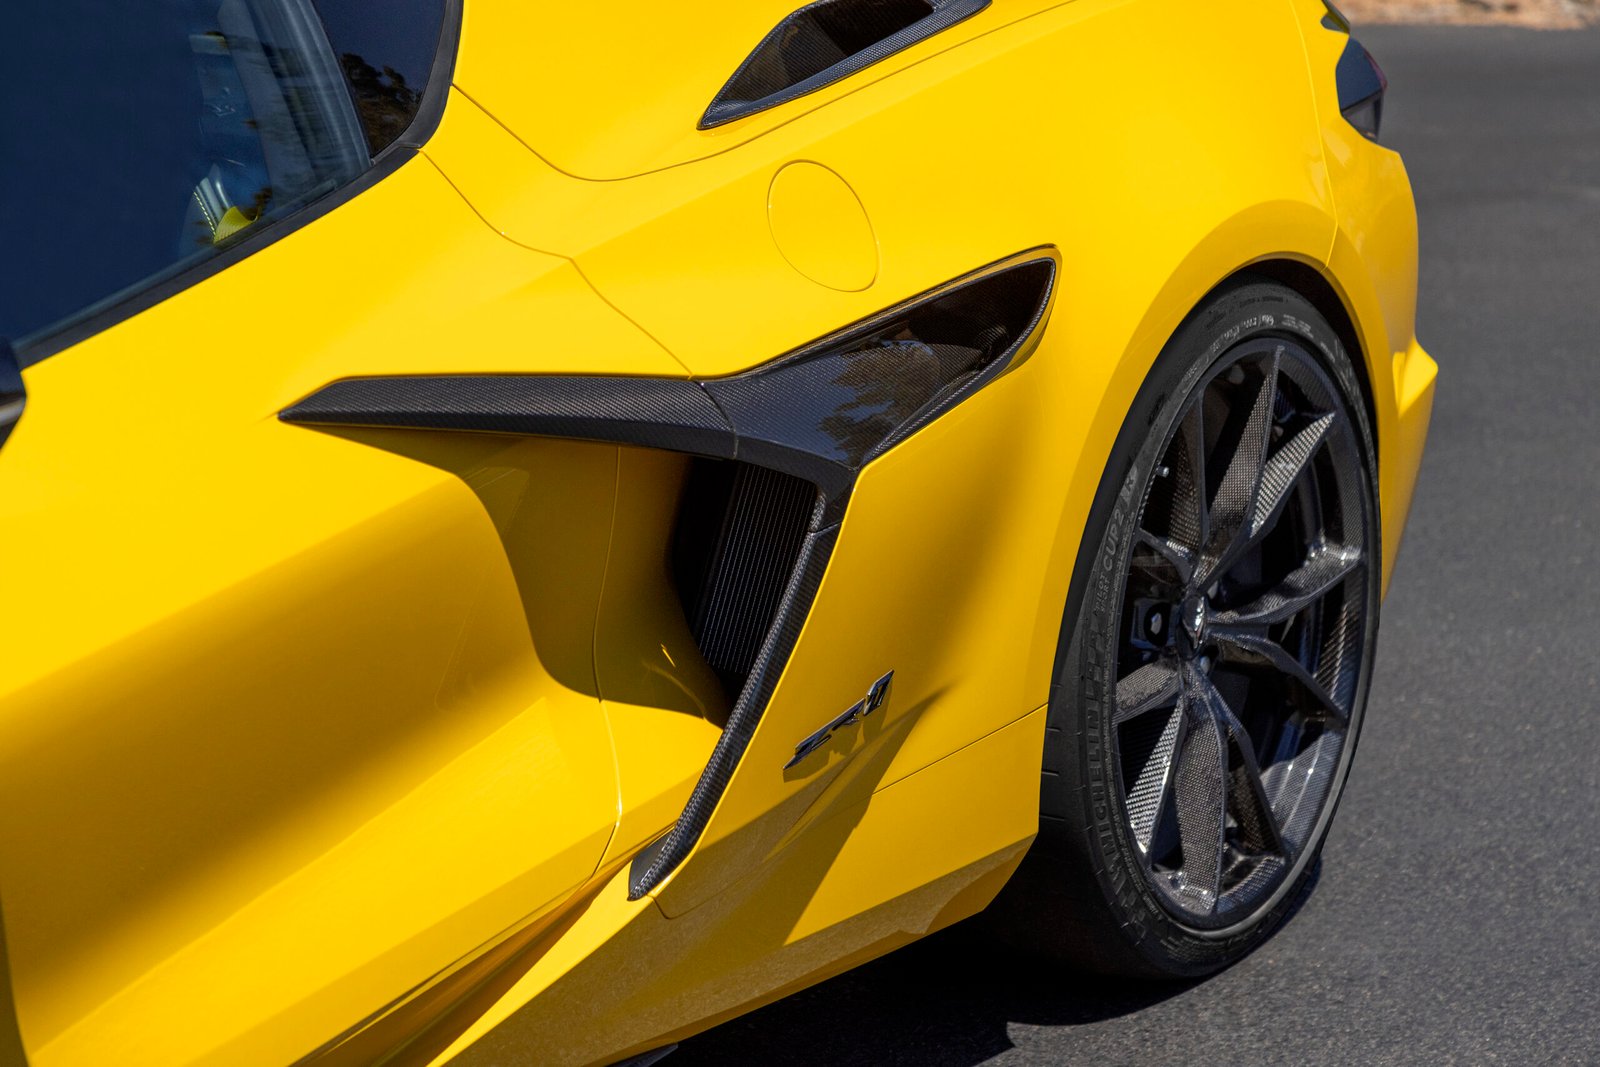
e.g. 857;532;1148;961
1177;594;1209;657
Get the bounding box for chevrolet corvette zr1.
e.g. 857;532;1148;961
0;0;1434;1063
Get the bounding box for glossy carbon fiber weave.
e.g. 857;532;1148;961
281;253;1055;508
706;252;1056;520
281;374;737;459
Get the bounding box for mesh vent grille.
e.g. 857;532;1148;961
679;463;817;681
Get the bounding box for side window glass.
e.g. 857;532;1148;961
311;0;445;156
3;1;375;347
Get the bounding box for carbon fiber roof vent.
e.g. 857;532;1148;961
700;0;989;128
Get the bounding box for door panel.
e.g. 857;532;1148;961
0;159;675;1064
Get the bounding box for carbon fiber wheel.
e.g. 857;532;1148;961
994;279;1379;976
1116;333;1368;928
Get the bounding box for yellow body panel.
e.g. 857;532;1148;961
766;162;879;292
0;0;1435;1061
427;0;1337;378
1290;0;1438;585
0;161;680;1063
450;0;1059;179
430;707;1045;1067
594;448;729;871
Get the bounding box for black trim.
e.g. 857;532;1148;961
0;341;24;453
280;248;1059;895
1334;37;1385;142
700;0;989;129
1335;38;1384;112
382;0;462;158
18;155;404;368
16;0;463;370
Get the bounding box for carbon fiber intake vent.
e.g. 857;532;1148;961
674;462;817;684
279;248;1059;900
701;0;988;128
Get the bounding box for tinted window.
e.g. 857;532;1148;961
313;0;446;155
1;0;440;349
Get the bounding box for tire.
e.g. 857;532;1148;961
992;278;1381;978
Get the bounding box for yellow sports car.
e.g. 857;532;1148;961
0;0;1435;1063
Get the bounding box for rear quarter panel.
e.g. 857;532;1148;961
414;0;1354;1048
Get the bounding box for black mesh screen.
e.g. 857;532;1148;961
673;461;818;687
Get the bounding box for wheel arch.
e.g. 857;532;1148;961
1234;256;1379;465
1225;253;1415;598
1021;220;1389;745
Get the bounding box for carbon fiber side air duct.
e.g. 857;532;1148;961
700;0;990;128
281;248;1058;896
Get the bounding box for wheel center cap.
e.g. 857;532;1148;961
1179;594;1209;655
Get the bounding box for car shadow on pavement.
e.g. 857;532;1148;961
674;859;1322;1065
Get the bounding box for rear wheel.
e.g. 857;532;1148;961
997;279;1380;976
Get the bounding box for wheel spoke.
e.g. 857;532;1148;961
1173;673;1228;905
1191;673;1286;856
1248;412;1334;547
1212;628;1349;725
1134;529;1195;587
1126;706;1182;855
1213;547;1362;627
1166;402;1209;552
1199;351;1279;582
1114;659;1182;725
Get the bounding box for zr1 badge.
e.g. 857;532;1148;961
784;671;894;770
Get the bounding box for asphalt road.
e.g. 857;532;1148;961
676;26;1600;1066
